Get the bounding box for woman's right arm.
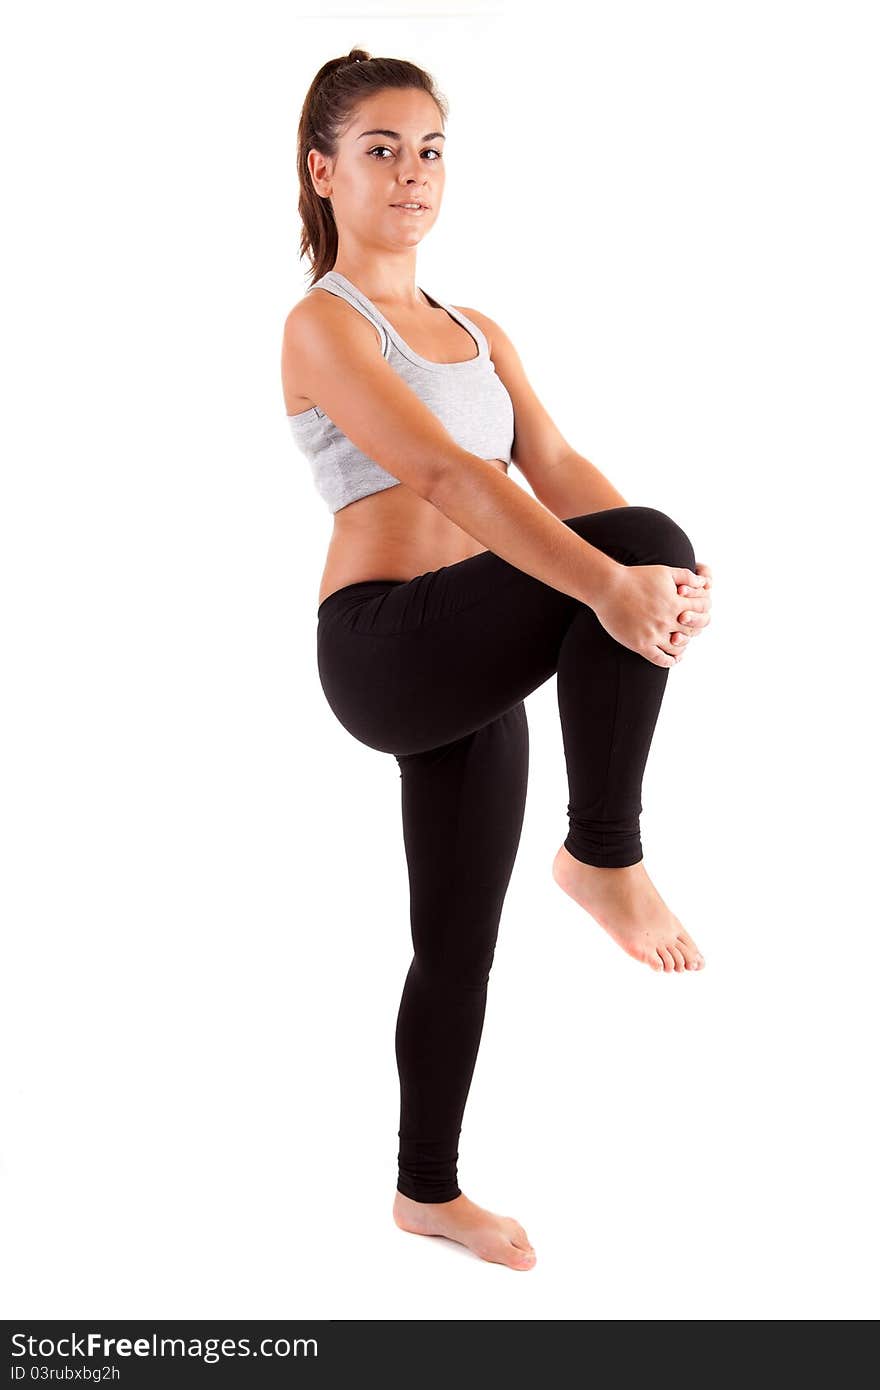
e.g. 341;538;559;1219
284;298;702;665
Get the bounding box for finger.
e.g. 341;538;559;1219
672;569;707;590
674;597;711;629
677;599;711;627
649;646;678;668
694;563;713;587
658;639;685;662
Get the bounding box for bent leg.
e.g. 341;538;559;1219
556;508;696;865
394;702;529;1203
318;504;696;870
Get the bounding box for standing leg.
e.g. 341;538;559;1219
394;702;529;1204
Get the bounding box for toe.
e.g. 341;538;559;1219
676;938;699;968
678;939;705;970
658;945;675;971
669;944;686;972
675;927;704;969
506;1224;534;1259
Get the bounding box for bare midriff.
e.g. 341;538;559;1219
313;458;509;606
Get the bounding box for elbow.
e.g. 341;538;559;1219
422;458;450;507
420;447;473;508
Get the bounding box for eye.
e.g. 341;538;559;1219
367;146;443;161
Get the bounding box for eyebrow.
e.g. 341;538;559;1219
357;129;446;142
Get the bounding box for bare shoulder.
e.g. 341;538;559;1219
281;293;320;378
281;297;324;412
284;287;354;347
285;287;387;348
281;289;382;412
450;304;496;351
450;304;520;374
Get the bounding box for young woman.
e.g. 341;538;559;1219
281;49;713;1272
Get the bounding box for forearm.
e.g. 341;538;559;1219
523;451;629;519
427;451;622;607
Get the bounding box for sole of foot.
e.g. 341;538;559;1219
552;845;705;973
393;1191;536;1270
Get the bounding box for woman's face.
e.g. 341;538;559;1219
312;88;446;248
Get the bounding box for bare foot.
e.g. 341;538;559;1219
552;845;705;973
393;1190;537;1271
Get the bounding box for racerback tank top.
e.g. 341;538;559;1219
286;270;515;514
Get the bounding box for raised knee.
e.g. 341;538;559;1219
627;506;696;572
563;505;697;571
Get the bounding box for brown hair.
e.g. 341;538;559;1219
296;48;449;286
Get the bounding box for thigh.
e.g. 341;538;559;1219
317;505;695;756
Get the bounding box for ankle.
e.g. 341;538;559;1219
395;1188;464;1208
556;845;643;874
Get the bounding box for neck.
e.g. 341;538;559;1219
330;251;423;309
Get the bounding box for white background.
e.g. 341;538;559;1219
2;0;878;1321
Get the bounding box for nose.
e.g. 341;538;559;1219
398;154;428;187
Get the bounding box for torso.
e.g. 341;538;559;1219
282;283;508;606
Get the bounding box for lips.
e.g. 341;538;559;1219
391;202;429;209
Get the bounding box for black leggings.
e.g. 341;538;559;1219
316;506;696;1203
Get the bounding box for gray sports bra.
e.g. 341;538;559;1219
286;270;515;513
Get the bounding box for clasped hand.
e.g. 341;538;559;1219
592;559;714;668
670;563;712;660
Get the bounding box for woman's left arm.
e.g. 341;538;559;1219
455;305;713;649
454;304;629;515
514;447;630;517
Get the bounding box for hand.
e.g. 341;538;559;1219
669;562;713;660
593;563;709;668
